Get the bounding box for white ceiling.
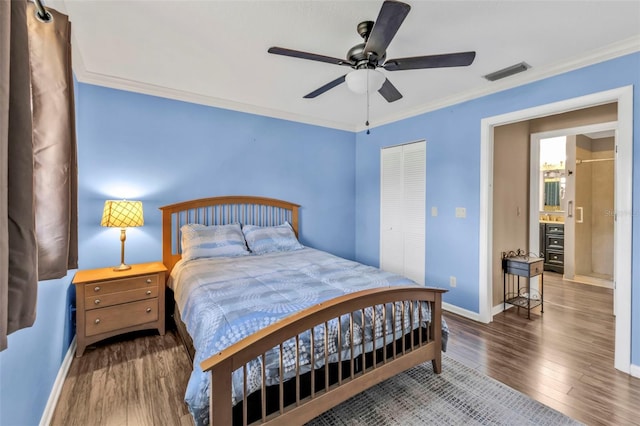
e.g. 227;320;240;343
50;0;640;131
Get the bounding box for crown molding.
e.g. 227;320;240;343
73;68;358;132
71;33;639;134
357;35;640;132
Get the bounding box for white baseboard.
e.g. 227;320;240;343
442;302;484;323
39;336;76;426
630;363;640;379
493;302;511;317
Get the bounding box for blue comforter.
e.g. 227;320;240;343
169;247;448;425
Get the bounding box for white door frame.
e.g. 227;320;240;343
479;86;633;373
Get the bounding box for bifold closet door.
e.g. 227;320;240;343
380;141;426;285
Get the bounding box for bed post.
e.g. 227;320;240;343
209;360;233;426
431;291;443;374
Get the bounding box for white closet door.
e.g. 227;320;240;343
402;142;426;284
380;141;426;285
380;146;404;276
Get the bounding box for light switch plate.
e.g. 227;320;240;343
431;207;438;217
455;207;466;218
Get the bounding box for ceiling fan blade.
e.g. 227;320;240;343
378;78;403;102
383;51;476;71
364;1;411;57
268;47;353;67
303;75;347;99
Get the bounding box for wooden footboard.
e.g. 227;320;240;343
201;285;446;426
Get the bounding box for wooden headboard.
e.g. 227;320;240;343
159;195;300;273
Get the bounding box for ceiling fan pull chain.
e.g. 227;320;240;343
366;69;371;135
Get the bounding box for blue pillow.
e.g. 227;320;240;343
180;223;249;261
242;222;304;255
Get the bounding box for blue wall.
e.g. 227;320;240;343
0;274;75;426
354;52;640;364
0;84;355;425
75;84;356;269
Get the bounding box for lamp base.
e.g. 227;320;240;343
113;263;132;272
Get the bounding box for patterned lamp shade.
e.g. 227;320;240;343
101;200;144;228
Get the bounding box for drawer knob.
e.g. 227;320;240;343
146;278;152;284
146;308;152;313
94;319;100;324
553;255;558;259
146;290;152;296
94;286;100;292
94;299;101;305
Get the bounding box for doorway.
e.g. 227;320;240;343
479;86;633;374
531;127;616;291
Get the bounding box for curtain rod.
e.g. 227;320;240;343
32;0;52;22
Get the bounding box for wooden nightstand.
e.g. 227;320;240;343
73;261;167;357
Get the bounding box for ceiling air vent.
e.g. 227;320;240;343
483;62;531;81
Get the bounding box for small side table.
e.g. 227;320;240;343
502;255;544;319
73;261;167;356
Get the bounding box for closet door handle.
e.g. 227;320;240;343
567;201;573;218
576;207;583;223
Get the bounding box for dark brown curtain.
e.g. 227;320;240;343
0;1;78;351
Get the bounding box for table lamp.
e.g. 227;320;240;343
101;200;144;271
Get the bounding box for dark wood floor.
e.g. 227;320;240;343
51;329;193;426
445;272;640;426
51;273;640;426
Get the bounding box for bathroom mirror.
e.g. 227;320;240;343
540;137;566;213
542;169;565;211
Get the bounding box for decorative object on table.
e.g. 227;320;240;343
101;200;144;271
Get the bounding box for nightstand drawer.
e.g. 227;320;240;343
85;286;158;310
84;274;158;295
85;299;159;337
505;258;543;277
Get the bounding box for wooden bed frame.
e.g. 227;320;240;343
160;195;446;426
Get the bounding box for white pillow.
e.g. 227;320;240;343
241;222;304;255
180;223;249;261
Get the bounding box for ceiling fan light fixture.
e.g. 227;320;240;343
345;69;385;94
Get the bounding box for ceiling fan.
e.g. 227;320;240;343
268;0;476;103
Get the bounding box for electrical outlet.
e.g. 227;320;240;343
431;206;438;217
455;207;466;218
449;276;457;287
